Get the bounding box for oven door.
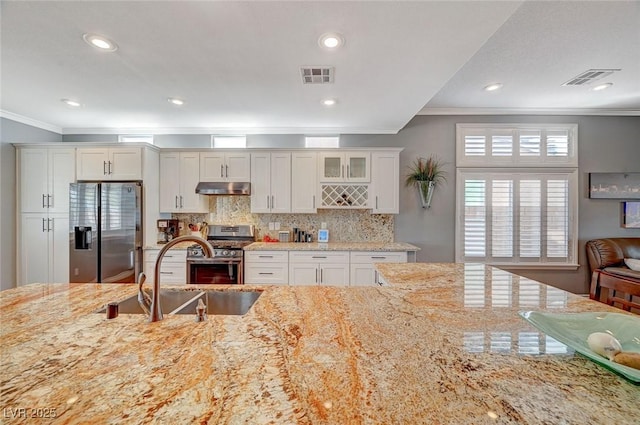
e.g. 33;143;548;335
187;259;242;284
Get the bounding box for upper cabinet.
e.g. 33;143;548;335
319;152;370;183
370;151;399;214
250;152;291;213
76;147;142;180
19;147;76;213
200;152;250;182
291;152;318;213
160;152;208;213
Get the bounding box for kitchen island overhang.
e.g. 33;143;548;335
1;264;638;424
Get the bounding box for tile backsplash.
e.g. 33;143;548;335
173;196;394;242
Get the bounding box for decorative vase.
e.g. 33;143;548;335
417;180;435;208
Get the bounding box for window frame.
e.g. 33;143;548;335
455;123;579;270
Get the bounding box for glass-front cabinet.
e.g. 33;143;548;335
319;152;370;182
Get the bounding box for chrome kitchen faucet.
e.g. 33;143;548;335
138;235;214;322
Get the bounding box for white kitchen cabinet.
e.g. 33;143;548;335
370;151;400;214
143;249;187;284
288;251;349;286
319;152;370;183
19;147;75;213
250;152;291;213
291;152;318;213
244;251;289;285
349;251;407;286
76;147;142;180
159;152;208;213
19;213;69;285
200;152;250;182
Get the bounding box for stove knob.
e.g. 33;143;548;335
229;251;236;257
222;250;229;256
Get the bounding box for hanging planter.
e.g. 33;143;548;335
405;156;446;209
417;180;436;209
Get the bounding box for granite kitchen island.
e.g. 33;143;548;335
1;263;638;424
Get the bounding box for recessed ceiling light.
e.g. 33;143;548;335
592;82;613;91
322;98;337;106
318;33;344;50
484;83;503;92
83;33;118;52
61;99;81;107
168;98;185;106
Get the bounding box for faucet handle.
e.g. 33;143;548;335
195;298;207;322
137;272;151;316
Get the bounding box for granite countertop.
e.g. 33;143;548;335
1;264;638;424
244;241;420;251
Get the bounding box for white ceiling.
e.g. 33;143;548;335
1;1;638;136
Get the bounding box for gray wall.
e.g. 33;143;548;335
0;118;62;290
3;115;640;293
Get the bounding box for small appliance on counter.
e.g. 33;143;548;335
157;219;180;244
278;230;291;242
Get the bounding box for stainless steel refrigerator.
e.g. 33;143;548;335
69;182;142;283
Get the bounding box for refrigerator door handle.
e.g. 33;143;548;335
130;250;135;269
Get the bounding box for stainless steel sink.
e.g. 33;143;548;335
175;290;263;316
96;289;261;316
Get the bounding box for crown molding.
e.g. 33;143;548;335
417;107;640;116
0;110;62;134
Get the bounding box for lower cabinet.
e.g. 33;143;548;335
350;251;407;286
289;251;349;286
143;249;187;284
19;213;69;285
244;251;289;285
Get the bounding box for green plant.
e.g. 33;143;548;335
404;156;447;188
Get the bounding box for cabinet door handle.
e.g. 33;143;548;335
271;196;274;209
341;165;344;179
175;196;179;208
347;164;350;179
266;196;270;209
42;218;46;232
225;164;229;178
220;164;224;178
312;195;315;209
42;194;46;208
315;268;318;283
108;161;113;175
180;196;183;208
320;268;323;283
259;272;274;275
48;218;52;232
376;196;378;210
103;161;107;175
47;194;52;208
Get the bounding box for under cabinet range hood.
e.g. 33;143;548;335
195;182;251;195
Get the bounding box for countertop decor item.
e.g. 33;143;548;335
405;155;446;208
520;311;640;382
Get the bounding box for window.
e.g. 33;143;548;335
118;134;154;144
305;136;339;148
455;124;578;268
211;135;246;148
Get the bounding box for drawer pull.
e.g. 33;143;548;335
258;255;273;258
371;256;387;259
160;271;174;275
259;272;274;275
312;256;327;259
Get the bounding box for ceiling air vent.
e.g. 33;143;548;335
562;69;620;86
300;66;334;84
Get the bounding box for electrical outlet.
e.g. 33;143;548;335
274;222;281;230
268;222;275;230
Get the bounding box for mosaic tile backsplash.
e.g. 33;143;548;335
173;196;394;242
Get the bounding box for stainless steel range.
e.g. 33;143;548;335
186;224;255;284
